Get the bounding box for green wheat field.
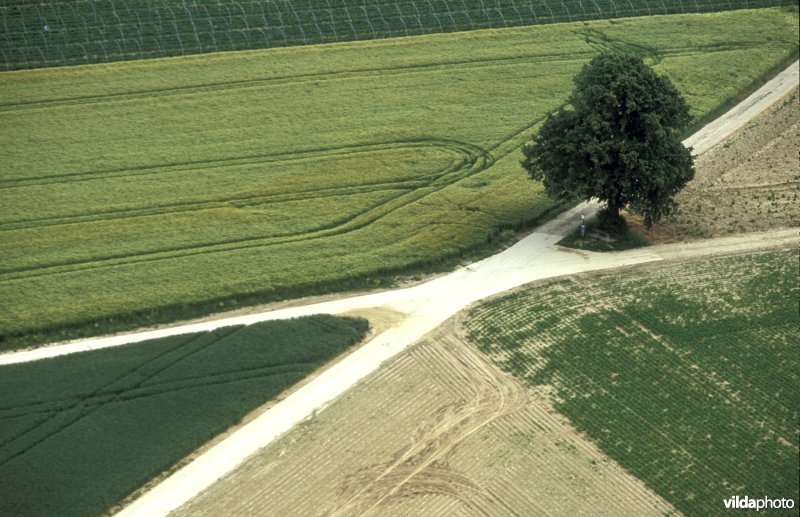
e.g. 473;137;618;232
1;7;798;349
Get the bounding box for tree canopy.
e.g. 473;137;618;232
522;52;695;229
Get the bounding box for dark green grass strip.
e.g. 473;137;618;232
465;250;800;515
1;0;794;71
0;314;369;517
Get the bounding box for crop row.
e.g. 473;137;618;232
464;249;799;516
0;0;793;71
0;314;369;517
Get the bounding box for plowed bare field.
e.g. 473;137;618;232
174;319;674;516
627;86;799;241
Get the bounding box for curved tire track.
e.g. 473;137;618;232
330;329;525;516
0;137;492;282
0;326;241;467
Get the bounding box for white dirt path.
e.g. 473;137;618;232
683;60;799;155
118;227;794;517
0;61;795;517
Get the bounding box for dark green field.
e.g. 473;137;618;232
1;0;793;70
0;315;368;517
465;249;799;515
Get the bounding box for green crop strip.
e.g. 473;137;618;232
465;249;799;515
0;8;797;349
0;314;369;517
0;0;794;71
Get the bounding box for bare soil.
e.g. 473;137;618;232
174;317;674;516
627;87;799;243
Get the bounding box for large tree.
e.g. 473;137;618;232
522;52;695;229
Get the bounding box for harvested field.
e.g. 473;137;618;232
627;87;800;242
175;321;675;516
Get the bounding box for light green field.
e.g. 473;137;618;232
1;8;798;346
464;250;799;515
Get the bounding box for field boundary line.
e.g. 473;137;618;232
683;60;799;155
0;138;475;187
7;227;792;515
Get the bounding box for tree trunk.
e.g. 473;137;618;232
606;200;621;222
599;199;627;234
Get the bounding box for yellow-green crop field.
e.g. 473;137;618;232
1;8;798;347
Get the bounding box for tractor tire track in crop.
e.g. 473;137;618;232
0;39;758;114
3;0;784;73
0;183;420;231
0;50;593;114
0;326;244;467
0;139;465;188
0;137;492;282
99;58;799;516
3;32;790;289
174;319;675;516
342;465;513;516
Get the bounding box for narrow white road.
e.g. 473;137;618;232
0;61;795;517
683;60;799;155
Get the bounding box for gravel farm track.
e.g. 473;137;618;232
1;61;796;516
